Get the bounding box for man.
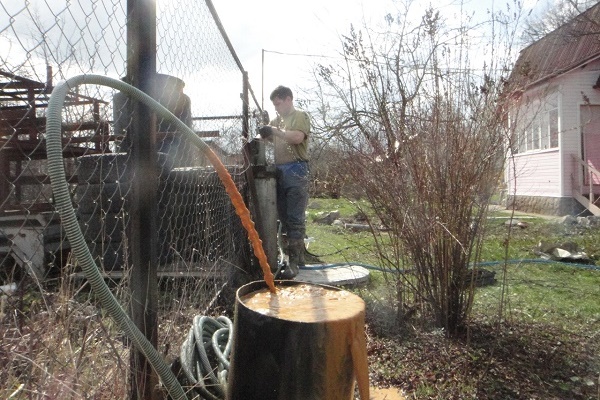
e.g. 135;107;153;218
258;85;310;279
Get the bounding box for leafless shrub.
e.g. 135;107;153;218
0;272;129;399
311;1;519;335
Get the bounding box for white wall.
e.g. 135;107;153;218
507;150;560;196
557;59;600;196
507;58;600;198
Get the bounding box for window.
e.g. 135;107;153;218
549;108;559;148
532;119;540;150
514;90;559;153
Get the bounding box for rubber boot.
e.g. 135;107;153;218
280;234;289;255
279;238;303;279
298;238;306;267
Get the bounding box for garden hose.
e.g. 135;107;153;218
297;259;600;273
46;74;236;400
180;315;232;399
275;221;285;276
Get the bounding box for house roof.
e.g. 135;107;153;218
509;2;600;92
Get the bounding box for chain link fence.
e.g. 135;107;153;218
0;1;263;397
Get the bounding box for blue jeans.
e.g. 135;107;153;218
276;161;309;240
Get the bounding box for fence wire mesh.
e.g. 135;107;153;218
0;1;261;397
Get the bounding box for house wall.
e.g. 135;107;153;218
505;194;586;216
507;150;560;196
506;85;562;201
557;59;600;197
506;58;600;215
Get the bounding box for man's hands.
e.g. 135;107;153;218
258;125;273;139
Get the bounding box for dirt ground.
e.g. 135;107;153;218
365;318;599;399
370;386;406;399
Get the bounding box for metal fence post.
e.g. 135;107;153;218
127;1;159;399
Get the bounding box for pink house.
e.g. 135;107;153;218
506;3;600;216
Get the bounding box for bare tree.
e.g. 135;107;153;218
520;0;598;45
310;0;521;336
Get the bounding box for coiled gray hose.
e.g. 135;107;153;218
46;74;225;400
180;316;232;399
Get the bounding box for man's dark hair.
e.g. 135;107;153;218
270;85;293;101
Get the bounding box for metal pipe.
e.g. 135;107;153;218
127;0;158;397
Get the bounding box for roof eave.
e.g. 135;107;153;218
519;52;600;93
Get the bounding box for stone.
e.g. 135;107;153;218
559;215;578;225
312;210;340;225
505;218;521;227
577;217;590;228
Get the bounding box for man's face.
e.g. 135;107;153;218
273;96;293;117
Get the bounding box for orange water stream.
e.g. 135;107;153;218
204;148;276;293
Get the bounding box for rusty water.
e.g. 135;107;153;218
203;148;276;292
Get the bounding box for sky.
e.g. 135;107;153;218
0;0;551;120
213;0;547;115
212;0;394;109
